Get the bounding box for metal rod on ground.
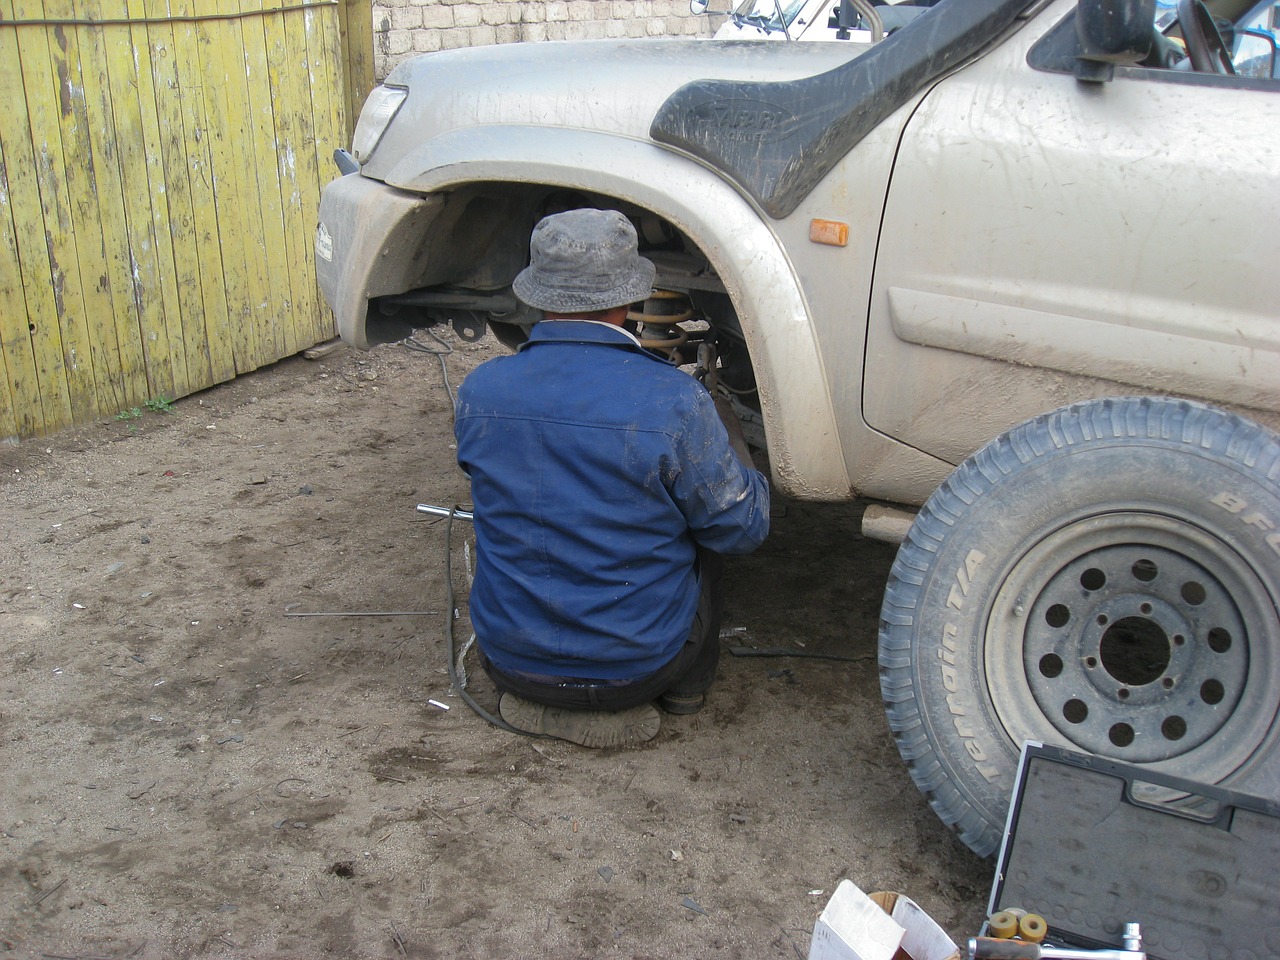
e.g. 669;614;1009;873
284;611;437;617
417;503;473;522
727;645;871;663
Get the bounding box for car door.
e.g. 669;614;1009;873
862;0;1280;466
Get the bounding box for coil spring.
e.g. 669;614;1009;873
629;289;694;353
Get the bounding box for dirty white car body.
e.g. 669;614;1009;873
316;0;1280;858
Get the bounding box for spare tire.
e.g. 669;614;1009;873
878;396;1280;857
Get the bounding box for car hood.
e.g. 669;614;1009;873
361;38;867;181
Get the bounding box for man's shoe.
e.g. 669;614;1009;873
498;694;661;748
658;691;706;715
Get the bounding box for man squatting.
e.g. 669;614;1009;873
454;208;771;747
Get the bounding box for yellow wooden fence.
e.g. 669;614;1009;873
0;0;372;441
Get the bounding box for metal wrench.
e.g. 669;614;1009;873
969;924;1145;960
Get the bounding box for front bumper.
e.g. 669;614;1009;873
314;173;445;349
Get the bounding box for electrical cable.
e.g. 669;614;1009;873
453;540;476;689
442;506;548;738
0;1;336;28
411;324;542;735
401;328;457;408
719;379;758;397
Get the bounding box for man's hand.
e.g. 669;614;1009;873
714;396;755;468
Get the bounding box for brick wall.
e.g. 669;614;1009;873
372;0;720;79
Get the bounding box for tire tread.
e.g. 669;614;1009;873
877;396;1280;859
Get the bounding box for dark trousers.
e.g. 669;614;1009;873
481;549;725;711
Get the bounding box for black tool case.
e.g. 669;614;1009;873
987;743;1280;960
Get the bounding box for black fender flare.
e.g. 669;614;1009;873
650;0;1038;218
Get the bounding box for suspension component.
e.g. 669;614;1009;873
694;342;719;393
629;289;696;355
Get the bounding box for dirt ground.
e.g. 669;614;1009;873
0;330;991;959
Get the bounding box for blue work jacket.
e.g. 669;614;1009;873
455;320;770;681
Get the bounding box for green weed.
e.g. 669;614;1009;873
114;395;175;429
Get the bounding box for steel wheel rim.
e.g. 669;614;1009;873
986;511;1279;779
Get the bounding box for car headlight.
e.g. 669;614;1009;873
351;85;408;164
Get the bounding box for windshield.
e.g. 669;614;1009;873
729;0;810;30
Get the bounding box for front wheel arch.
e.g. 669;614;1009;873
381;125;852;500
878;396;1280;858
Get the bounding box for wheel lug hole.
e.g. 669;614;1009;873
1181;581;1207;606
1063;699;1088;724
1207;628;1232;654
1131;559;1158;582
1038;653;1064;679
1117;688;1130;700
1081;568;1107;591
1096;614;1108;626
1085;656;1098;669
1162;677;1174;689
1161;716;1187;741
1139;602;1153;615
1201;679;1225;705
1109;722;1135;747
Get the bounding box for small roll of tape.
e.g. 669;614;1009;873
988;911;1019;939
1019;914;1048;944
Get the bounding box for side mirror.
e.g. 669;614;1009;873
1075;0;1155;81
689;0;709;13
1235;28;1279;78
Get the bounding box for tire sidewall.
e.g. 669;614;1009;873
884;399;1280;855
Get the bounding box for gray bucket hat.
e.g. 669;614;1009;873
512;209;656;314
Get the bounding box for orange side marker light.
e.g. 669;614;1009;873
809;219;849;247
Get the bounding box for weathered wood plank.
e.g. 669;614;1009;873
38;1;131;419
0;13;47;440
306;0;346;181
236;0;293;359
95;0;178;401
47;0;131;417
166;0;238;386
140;0;215;389
261;0;320;356
274;0;335;354
62;0;148;414
198;0;267;373
339;0;374;142
0;136;37;440
12;0;99;426
303;0;344;346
